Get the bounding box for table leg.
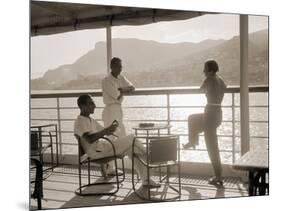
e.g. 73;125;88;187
159;167;162;182
249;171;254;196
260;171;266;195
49;132;54;172
146;137;151;200
55;124;59;167
166;166;170;184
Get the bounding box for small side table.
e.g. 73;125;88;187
132;123;171;137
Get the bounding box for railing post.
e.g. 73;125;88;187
167;94;171;135
56;97;63;156
232;93;236;163
30;86;268;166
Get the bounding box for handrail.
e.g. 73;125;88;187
31;85;269;164
31;85;269;98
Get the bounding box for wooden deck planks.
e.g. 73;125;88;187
30;168;248;210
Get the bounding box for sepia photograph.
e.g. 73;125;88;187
29;0;269;210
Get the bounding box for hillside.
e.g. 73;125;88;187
31;29;268;90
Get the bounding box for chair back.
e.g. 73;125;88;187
31;131;39;151
74;134;86;158
148;135;178;163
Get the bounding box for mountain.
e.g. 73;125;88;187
134;29;268;87
31;29;268;90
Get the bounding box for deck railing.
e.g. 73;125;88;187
31;85;268;165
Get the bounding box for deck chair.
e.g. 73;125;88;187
74;135;125;196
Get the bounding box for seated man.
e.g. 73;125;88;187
73;94;160;188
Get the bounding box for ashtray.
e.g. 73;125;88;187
139;123;155;128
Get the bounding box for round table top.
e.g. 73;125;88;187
132;123;171;131
31;123;57;129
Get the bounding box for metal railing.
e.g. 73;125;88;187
31;85;269;164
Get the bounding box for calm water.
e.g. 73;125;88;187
31;92;268;164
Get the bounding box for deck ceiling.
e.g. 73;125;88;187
31;1;206;36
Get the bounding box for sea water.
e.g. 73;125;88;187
31;92;268;164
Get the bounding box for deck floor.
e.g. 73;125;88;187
30;165;248;210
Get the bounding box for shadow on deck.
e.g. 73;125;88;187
30;165;248;210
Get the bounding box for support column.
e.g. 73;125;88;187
240;15;250;155
106;26;112;74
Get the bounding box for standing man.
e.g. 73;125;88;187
102;57;135;175
102;57;135;137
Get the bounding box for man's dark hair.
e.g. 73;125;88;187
77;94;92;108
110;57;121;69
205;60;219;72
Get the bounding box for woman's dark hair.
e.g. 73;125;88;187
77;94;92;108
205;60;219;72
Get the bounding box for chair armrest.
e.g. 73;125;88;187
40;143;52;154
75;135;119;161
74;134;101;145
99;137;118;158
80;154;89;163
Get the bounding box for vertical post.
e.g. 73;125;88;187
167;94;171;135
240;15;250;155
106;26;112;74
56;97;63;156
38;127;43;163
232;93;236;163
54;124;59;166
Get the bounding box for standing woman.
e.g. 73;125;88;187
183;59;227;185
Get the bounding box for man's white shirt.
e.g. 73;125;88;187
74;115;108;157
102;74;133;105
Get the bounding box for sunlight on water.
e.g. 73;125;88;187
31;92;268;164
170;94;206;106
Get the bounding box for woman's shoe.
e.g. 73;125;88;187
208;176;223;186
182;142;196;149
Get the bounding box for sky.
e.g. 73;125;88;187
31;13;268;79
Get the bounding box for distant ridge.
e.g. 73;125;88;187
31;29;268;90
